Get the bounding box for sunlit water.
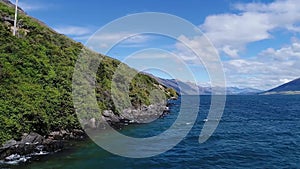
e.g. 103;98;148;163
2;95;300;169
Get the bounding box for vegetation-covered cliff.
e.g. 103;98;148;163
0;0;176;144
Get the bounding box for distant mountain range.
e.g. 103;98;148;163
154;77;263;95
144;74;300;95
260;78;300;95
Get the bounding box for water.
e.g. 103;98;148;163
2;95;300;168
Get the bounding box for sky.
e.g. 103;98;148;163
12;0;300;90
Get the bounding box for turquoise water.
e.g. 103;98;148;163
2;95;300;168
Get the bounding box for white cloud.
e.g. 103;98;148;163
93;33;150;44
18;1;49;12
171;0;300;89
54;26;93;36
200;0;300;58
201;12;273;55
222;46;239;58
224;41;300;90
235;0;300;31
86;32;153;50
174;35;219;64
127;50;175;59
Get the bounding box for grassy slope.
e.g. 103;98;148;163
0;2;176;144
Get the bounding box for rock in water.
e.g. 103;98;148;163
21;132;44;144
0;132;64;161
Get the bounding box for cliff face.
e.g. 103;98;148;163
0;1;176;144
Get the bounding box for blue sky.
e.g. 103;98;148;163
13;0;300;90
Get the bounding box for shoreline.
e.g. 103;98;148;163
0;101;174;165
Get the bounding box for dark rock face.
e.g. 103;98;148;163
82;103;171;130
46;129;86;141
0;132;48;160
0;130;86;161
21;132;44;144
102;110;120;123
119;104;170;124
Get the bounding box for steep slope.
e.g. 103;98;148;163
261;78;300;95
155;78;200;95
225;87;262;95
0;1;176;144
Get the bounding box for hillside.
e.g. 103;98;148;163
0;0;176;144
155;78;200;95
261;78;300;95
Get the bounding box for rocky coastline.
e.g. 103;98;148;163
83;103;171;130
0;130;86;164
0;103;173;164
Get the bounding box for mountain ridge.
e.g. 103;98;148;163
261;78;300;95
151;76;262;95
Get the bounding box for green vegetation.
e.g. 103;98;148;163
0;2;177;144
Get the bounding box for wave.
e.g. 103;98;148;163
0;150;50;165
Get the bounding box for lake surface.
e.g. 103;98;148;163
2;95;300;169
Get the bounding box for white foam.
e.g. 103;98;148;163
2;154;31;165
33;151;49;156
203;118;220;122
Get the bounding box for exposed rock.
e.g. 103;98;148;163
100;110;122;129
21;132;44;144
95;103;171;128
87;104;169;130
0;132;46;160
0;101;173;161
102;110;113;117
2;139;17;149
48;130;67;140
0;130;86;161
69;129;86;140
47;129;86;141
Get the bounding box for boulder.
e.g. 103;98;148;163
21;132;44;144
102;110;120;123
102;110;114;117
48;130;68;140
70;129;86;140
2;139;17;149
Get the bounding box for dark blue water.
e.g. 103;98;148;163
3;95;300;168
